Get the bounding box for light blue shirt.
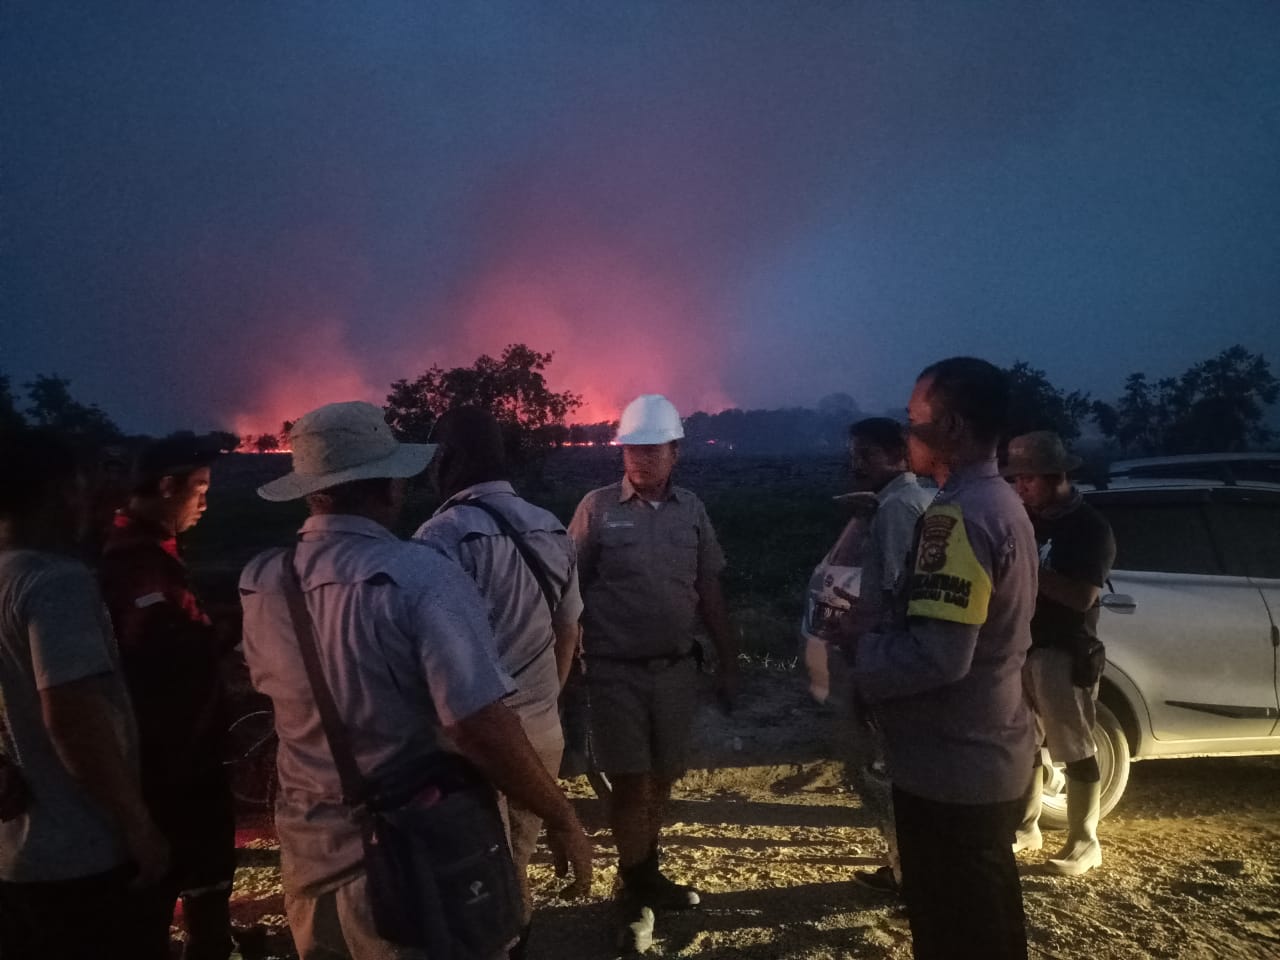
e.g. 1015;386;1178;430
415;481;582;739
239;514;513;895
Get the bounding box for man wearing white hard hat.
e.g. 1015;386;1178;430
568;394;736;952
238;401;592;959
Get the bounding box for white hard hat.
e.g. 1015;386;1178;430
615;394;684;445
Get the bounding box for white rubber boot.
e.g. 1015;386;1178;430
618;906;656;954
1012;764;1043;854
1047;778;1102;876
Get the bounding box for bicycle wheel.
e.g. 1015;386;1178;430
224;709;278;808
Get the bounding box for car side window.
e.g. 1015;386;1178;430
1209;500;1280;579
1229;462;1280;484
1092;500;1221;576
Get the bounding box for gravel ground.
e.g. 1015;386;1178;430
229;666;1280;959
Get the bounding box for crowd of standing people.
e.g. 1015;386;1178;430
0;355;1115;960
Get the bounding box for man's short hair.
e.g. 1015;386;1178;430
429;407;508;482
848;417;908;459
310;476;396;513
0;429;80;517
918;357;1010;446
132;436;219;497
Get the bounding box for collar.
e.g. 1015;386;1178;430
433;481;516;517
1039;487;1084;521
108;509;180;560
875;471;917;504
298;514;399;542
944;458;1000;489
619;475;679;504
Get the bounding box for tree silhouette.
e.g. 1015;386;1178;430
1094;347;1277;455
385;344;582;460
0;374;26;432
22;374;121;442
204;430;242;454
1005;362;1092;442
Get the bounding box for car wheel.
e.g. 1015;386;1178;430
1037;701;1131;831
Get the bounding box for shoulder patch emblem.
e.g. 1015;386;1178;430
907;504;992;627
918;513;957;573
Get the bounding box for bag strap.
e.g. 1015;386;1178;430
449;498;559;617
279;548;371;810
445;497;564;679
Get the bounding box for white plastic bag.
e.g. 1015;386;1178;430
800;507;873;704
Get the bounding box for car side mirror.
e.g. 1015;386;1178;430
1100;593;1137;614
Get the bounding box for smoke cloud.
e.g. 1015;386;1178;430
4;3;1278;434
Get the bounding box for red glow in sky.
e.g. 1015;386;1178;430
229;240;736;435
230;319;379;438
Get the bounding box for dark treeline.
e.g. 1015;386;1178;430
3;344;1276;461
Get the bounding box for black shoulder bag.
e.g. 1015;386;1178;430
280;550;521;958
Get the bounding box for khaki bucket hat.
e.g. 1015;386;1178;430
257;401;435;502
1002;430;1082;477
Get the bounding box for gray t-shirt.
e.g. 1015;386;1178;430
0;550;136;882
415;482;583;740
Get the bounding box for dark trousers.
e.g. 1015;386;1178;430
892;786;1027;960
131;879;234;960
130;770;238;960
0;865;136;960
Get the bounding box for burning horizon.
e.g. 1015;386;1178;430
226;228;738;436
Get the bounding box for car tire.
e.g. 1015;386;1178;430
1037;701;1131;831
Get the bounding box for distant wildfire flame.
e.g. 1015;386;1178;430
224;238;735;436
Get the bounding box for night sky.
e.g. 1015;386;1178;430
4;2;1279;435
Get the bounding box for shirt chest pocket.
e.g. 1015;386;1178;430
600;523;640;549
597;523;643;580
665;525;700;581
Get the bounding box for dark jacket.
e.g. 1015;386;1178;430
99;512;229;806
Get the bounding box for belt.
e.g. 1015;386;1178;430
586;648;701;672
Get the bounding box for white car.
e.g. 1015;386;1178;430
1037;479;1280;828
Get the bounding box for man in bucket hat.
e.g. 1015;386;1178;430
1004;431;1115;877
238;401;592;959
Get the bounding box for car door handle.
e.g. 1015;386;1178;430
1101;593;1137;613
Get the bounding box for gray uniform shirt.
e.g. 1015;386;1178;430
415;481;584;740
855;460;1038;805
569;479;725;659
239;515;513;895
0;551;136;882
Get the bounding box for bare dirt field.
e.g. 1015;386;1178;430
228;664;1280;960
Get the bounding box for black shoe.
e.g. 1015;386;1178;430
852;865;901;896
645;867;701;910
633;850;700;910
